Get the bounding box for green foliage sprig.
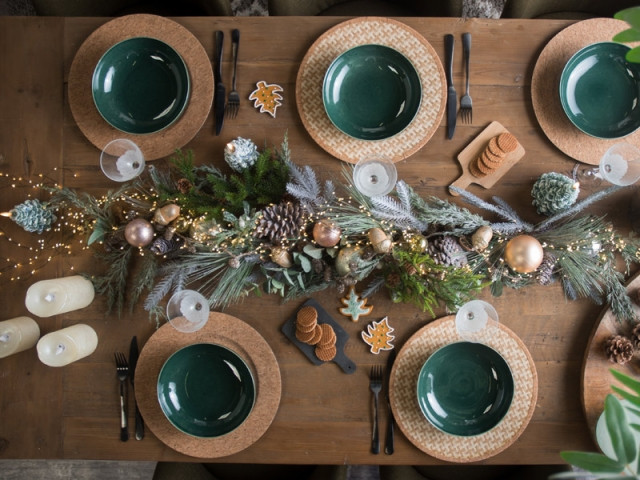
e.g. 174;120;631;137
614;7;640;63
552;369;640;479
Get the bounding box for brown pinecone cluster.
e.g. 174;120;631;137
604;324;640;364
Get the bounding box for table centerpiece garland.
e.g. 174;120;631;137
3;134;640;324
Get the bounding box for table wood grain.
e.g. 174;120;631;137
0;15;633;465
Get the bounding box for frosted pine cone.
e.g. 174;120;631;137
427;236;468;267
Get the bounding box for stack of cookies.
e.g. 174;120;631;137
295;305;337;362
469;132;519;179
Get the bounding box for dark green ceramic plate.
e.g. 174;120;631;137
92;37;190;134
322;44;421;140
417;342;514;436
157;343;255;438
559;42;640;139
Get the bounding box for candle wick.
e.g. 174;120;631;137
55;343;66;355
0;333;9;343
44;293;56;303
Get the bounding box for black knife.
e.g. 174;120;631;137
445;34;457;140
214;30;225;136
384;349;397;455
129;336;144;441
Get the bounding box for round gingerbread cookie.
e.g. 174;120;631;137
318;323;337;347
296;306;318;330
307;324;323;345
295;326;317;344
315;344;337;362
496;132;518;154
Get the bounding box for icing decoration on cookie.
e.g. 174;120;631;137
249;81;283;117
361;317;395;354
338;286;373;322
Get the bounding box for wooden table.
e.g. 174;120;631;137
0;15;632;465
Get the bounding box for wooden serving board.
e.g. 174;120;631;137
281;298;356;374
449;121;526;196
582;271;640;437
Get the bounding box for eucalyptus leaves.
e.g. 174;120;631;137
552;370;640;479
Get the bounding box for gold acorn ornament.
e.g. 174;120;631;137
153;204;181;226
124;218;155;247
367;228;392;254
270;246;293;268
504;234;544;273
312;218;342;248
471;225;493;252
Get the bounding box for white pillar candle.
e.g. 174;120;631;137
0;316;40;359
25;275;95;318
37;324;98;367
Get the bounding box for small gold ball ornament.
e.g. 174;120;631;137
153;204;181;226
504;234;544;273
313;218;342;248
367;228;392;254
124;218;155;247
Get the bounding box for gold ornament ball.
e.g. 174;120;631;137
335;246;360;276
313;218;342;247
504;235;544;273
124;218;155;247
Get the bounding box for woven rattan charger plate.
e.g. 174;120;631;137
531;18;640;165
389;316;537;462
296;17;445;164
135;312;281;458
68;14;214;161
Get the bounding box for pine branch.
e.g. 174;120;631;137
128;253;159;312
369;194;428;231
91;247;134;316
449;186;532;231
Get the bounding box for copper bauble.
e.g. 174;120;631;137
313;218;342;247
367;228;392;254
124;218;155;247
153;204;181;226
504;235;544;273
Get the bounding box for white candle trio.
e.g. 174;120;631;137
0;275;98;366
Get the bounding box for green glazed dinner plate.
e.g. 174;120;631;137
322;44;421;141
559;42;640;139
417;342;514;436
157;343;255;438
92;37;190;134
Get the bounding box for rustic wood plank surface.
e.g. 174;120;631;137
0;15;632;465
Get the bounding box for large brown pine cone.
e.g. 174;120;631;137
253;201;304;244
604;334;634;365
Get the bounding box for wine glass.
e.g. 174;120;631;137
455;300;499;343
100;138;145;182
166;289;210;333
352;155;397;197
575;142;640;187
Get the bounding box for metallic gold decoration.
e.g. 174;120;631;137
124;218;155;247
312;218;342;248
504;235;544;273
153;204;181;226
367;228;392;254
270;246;293;268
471;225;493;252
335;246;360;276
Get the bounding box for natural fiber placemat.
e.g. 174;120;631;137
296;17;445;164
531;18;640;165
389;316;537;463
135;312;281;458
68;14;214;161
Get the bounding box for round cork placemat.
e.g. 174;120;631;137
531;18;640;165
389;316;537;463
135;312;281;458
68;14;214;161
296;17;445;164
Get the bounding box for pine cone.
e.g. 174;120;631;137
10;199;57;234
253;201;304;243
427;236;468;267
537;252;557;286
531;172;579;216
177;178;193;194
604;335;634;364
631;324;640;349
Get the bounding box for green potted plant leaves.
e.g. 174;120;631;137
614;7;640;63
551;369;640;479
